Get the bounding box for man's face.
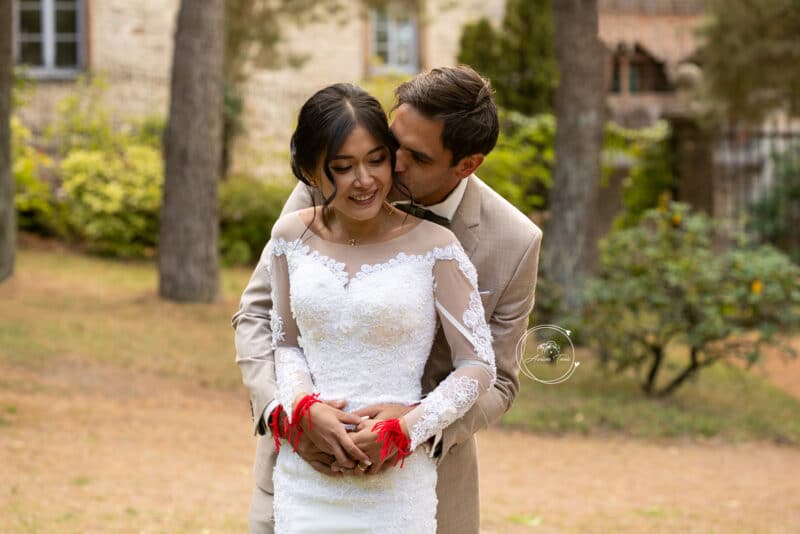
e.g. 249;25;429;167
390;103;462;206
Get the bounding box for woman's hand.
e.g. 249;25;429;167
349;414;412;475
299;400;371;470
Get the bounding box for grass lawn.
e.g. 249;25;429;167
3;246;800;445
0;247;252;389
505;349;800;444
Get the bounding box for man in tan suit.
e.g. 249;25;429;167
233;66;542;533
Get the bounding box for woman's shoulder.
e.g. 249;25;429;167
416;220;461;250
271;208;315;241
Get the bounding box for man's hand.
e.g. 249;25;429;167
352;402;415;422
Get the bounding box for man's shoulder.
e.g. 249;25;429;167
471;175;542;246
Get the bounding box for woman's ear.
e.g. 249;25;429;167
455;154;485;180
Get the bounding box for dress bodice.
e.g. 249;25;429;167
269;210;495;450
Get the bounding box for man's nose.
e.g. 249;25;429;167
394;149;407;173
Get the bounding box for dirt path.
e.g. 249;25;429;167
1;358;799;533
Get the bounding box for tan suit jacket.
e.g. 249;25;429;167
233;174;542;533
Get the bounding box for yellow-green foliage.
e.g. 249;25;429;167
60;145;163;257
46;76;117;156
11;117;65;235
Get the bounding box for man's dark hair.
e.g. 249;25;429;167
394;65;499;165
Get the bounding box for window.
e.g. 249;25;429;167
13;0;85;78
369;1;418;75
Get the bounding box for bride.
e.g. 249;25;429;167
267;83;495;533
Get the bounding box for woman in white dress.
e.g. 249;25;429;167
267;83;495;533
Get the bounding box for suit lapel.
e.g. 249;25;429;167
450;175;481;258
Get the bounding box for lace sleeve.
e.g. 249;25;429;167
402;243;496;450
271;240;314;423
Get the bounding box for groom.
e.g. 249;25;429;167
233;65;542;533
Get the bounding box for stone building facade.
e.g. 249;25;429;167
12;0;505;178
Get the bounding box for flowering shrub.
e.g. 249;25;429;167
582;201;800;396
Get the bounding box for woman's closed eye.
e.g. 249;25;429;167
330;155;387;174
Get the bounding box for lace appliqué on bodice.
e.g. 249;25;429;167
269;231;496;447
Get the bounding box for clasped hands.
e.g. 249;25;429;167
281;398;413;477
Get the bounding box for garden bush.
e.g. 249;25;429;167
59;145;163;257
582;201;800;397
11;117;67;236
604;120;674;229
480;112;554;215
219;175;294;265
747;146;800;263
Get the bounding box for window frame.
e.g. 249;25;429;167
13;0;86;79
368;1;419;76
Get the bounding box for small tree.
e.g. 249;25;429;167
583;202;800;397
457;0;558;115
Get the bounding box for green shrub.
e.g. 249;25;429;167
59;145;163;257
480;113;672;219
747;146;800;263
11;117;67;235
583;201;800;397
480;112;554;215
220;175;294;265
604;120;674;229
457;0;557;115
124;114;166;150
46;76;119;156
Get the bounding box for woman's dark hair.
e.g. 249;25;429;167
290;83;402;214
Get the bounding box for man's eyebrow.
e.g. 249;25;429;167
330;146;385;160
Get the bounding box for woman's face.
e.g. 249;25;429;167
314;125;393;223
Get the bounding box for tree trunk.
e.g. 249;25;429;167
159;0;225;302
544;0;605;313
0;0;15;283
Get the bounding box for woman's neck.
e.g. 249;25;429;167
326;204;396;245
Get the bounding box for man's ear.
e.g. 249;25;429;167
454;154;485;180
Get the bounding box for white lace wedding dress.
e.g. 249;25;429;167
268;211;496;533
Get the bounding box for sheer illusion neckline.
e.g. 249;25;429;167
294;210;425;248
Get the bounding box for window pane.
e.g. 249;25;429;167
56;41;79;67
20;41;43;66
56;8;78;33
20;9;42;34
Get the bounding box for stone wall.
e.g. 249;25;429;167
17;0;178;134
16;0;506;177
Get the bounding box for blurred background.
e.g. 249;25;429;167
1;0;799;532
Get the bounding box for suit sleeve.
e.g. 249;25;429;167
435;227;542;463
231;183;314;434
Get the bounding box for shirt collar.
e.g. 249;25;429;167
425;177;469;222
